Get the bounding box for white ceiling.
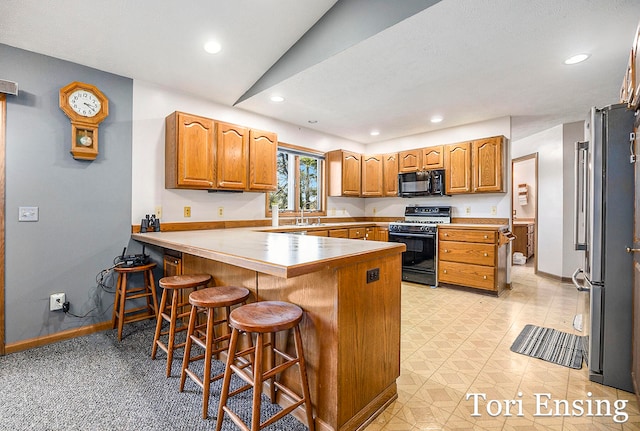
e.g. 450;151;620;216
1;0;639;144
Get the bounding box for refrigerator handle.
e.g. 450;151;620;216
571;267;589;291
574;140;588;251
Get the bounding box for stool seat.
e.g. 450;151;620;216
229;301;302;333
114;262;156;274
112;262;158;341
152;273;213;377
159;274;212;290
190;285;251;308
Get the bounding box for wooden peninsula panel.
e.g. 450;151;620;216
133;229;404;431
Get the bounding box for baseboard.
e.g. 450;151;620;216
4;320;112;354
535;270;571;283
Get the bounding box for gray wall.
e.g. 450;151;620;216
1;44;135;344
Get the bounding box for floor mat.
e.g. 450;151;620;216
510;324;586;369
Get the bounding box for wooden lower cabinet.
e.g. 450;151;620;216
349;227;366;239
438;227;507;294
512;222;534;258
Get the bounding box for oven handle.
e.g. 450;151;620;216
389;232;436;239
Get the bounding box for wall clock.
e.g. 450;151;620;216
59;81;109;160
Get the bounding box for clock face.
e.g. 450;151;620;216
69;89;102;117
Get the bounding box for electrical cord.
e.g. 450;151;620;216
65;255;125;319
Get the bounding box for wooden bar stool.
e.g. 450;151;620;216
216;301;315;431
112;262;158;341
152;273;212;377
180;285;251;419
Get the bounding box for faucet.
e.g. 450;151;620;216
297;204;310;225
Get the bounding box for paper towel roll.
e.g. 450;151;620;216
272;204;279;227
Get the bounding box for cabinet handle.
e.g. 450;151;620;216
444;233;449;237
483;235;489;239
444;249;449;253
483;275;487;280
443;270;448;274
626;247;640;253
483;253;488;257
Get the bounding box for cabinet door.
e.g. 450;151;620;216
342;151;362;196
163;254;182;277
166;112;215;189
473;136;503;192
216;122;248;189
329;229;349;238
398;149;421;173
248;129;277;191
422;145;444;169
444;142;472;194
362;154;383;197
382;153;399;196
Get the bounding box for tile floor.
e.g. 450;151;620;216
364;262;640;430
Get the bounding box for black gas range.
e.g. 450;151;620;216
388;206;451;286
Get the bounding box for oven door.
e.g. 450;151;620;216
389;231;437;286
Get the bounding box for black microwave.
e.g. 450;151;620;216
398;169;446;197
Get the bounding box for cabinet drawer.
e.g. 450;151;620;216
329;229;349;238
439;261;495;291
307;229;329;237
439;241;495;266
439;229;495;243
349;227;366;239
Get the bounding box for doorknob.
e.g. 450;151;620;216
626;247;640;253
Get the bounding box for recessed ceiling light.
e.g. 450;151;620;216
204;40;222;54
564;53;590;65
370;130;380;136
430;115;443;123
270;95;285;102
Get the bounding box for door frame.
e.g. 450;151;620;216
0;94;6;355
511;153;539;273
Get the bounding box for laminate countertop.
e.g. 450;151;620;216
132;229;405;279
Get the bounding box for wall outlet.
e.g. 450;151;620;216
18;206;39;222
366;268;380;283
218;207;224;217
155;206;162;219
490;206;497;215
184;206;191;217
50;293;65;311
372;207;377;215
465;206;471;215
330;208;336;216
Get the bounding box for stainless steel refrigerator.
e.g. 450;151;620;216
573;103;635;392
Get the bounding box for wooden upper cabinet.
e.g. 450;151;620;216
165;111;215;189
327;150;361;196
382;152;399;196
398;149;421;173
473;136;504;192
444;142;472;194
422;145;444;169
248;129;277;191
361;154;383;197
216;121;248;190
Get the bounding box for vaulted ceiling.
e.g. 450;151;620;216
1;0;638;143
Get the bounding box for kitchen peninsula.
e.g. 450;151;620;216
132;228;405;431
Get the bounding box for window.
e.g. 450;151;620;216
267;143;325;216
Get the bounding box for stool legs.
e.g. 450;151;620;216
112;266;158;341
180;304;232;419
216;325;315;431
152;288;184;377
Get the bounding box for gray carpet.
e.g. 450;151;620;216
0;320;309;431
510;324;586;369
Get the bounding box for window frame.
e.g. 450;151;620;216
265;142;327;217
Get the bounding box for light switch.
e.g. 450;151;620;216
19;206;39;222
